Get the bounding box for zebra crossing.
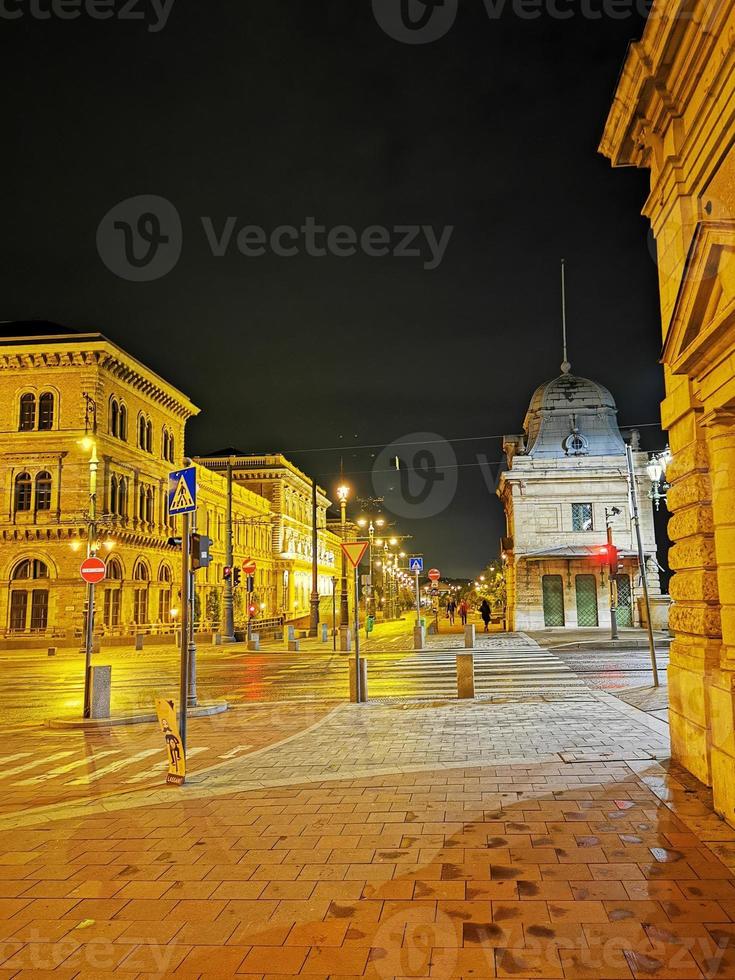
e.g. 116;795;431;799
367;641;592;699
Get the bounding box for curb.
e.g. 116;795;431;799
45;701;229;730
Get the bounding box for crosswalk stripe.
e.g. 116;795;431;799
0;751;76;778
15;750;123;786
68;748;161;785
124;746;208;783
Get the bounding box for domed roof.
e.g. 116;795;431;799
523;367;626;458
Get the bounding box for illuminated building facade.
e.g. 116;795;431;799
600;0;735;820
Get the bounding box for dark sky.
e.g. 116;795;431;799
2;0;667;577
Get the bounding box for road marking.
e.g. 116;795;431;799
15;750;122;786
0;753;32;766
0;751;76;778
219;744;252;759
68;748;161;785
124;746;208;783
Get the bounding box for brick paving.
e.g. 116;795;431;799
3;652;735;977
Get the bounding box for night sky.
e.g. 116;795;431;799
2;0;667;577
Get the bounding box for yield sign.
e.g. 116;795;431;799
341;541;369;568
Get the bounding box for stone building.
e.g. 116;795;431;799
600;0;735;821
194;452;345;624
0;325;340;645
498;365;664;631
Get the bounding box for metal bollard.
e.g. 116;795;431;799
212;633;222;646
457;653;475;699
413;625;425;650
287;625;296;642
321;623;328;642
288;639;300;652
88;665;112;719
248;635;260;651
464;624;475;649
47;646;57;657
135;634;144;652
339;627;351;652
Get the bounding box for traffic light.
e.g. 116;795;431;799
595;544;618;573
191;534;213;570
248;603;256;617
223;566;232;580
233;568;241;588
246;575;254;593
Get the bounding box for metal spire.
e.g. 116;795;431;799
561;259;571;375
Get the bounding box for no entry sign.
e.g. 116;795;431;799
242;558;257;575
80;557;106;584
428;568;441;582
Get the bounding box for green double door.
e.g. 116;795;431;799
542;575;565;626
575;575;599;627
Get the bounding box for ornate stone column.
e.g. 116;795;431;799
702;408;735;821
663;379;721;788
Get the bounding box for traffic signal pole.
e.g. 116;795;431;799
626;444;659;687
223;458;236;643
179;512;190;753
605;515;619;641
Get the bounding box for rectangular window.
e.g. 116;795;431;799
134;588;148;625
104;589;121;627
158;589;171;623
30;590;48;631
9;591;27;631
572;503;593;532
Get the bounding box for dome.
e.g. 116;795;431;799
523;369;626;458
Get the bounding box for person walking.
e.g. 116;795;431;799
458;599;468;626
446;599;456;625
479;598;491;633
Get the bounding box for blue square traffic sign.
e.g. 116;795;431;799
409;556;424;572
168;466;197;515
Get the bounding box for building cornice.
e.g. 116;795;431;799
0;333;199;420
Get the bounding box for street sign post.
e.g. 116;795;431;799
168;466;197;515
341;542;369;703
169;466;198;752
80;557;106;585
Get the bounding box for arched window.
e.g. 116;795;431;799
133;560;149;624
146;419;153;453
9;559;49;632
162;429;170;462
118;477;128;517
19;394;35;432
11;558;49;580
119;404;128;441
110;475;118;515
38;392;54;430
110;398;119;437
14;472;32;512
138;485;154;523
168;432;174;463
35;472;52;511
158;564;172;583
138;414;146;450
104;558;122;627
158;563;172;622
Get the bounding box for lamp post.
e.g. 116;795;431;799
309;480;320;638
625;443;660;687
357;514;385;619
80;396;99;719
604;506;621;641
223;457;236;643
336;483;350;630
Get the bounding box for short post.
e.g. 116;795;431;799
288;639;300;652
47;646;57;657
349;657;368;704
248;635;260;651
135;634;144;652
339;627;351;652
88;665;112;719
413;625;425;650
287;625;296;642
457;653;475;699
212;633;222;646
464;624;475;648
321;622;328;643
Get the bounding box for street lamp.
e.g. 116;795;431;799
357;514;385;618
336;483;350;630
646;449;671;511
79;426;99;719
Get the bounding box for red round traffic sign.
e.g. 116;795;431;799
428;568;441;582
80;557;106;584
242;558;257;575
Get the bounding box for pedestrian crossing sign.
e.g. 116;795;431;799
409;557;424;572
168;466;197;515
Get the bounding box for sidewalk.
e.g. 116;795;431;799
2;684;735;977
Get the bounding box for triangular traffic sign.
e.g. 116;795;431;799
171;476;195;512
341;540;369;568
